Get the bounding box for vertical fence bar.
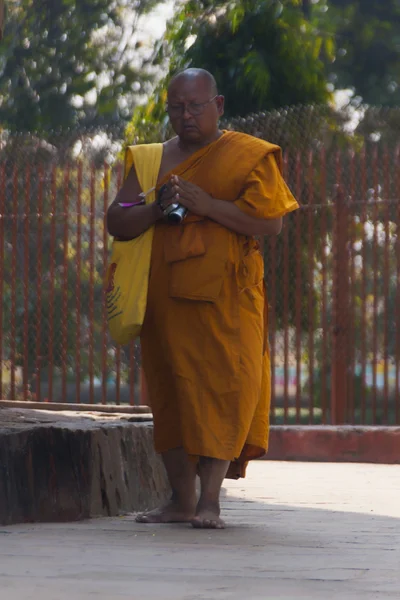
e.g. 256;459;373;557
347;150;356;423
0;164;5;399
22;165;31;401
61;165;70;403
88;166;96;404
395;147;400;424
371;149;379;423
331;154;349;424
140;368;148;406
48;167;57;402
115;346;121;405
360;150;368;422
319;148;328;423
10;168;18;400
382;150;390;423
269;235;277;422
129;341;135;405
102;164;109;405
295;214;304;424
75;163;82;403
283;153;290;423
307;151;315;423
283;201;290;423
294;152;302;423
114;164;123;406
34;165;44;402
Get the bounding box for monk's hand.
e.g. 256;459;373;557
170;175;213;217
158;181;176;211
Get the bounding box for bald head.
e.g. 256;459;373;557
166;68;224;146
168;68;218;97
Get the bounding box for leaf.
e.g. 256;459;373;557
324;36;335;61
313;36;323;60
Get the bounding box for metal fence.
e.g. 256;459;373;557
1;106;400;424
268;149;400;425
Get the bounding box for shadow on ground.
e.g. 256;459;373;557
0;462;399;599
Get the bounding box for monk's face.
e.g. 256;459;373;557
167;76;224;143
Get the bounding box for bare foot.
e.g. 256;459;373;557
191;501;225;529
136;499;195;524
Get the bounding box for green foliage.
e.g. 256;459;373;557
126;0;332;141
125;88;172;145
168;0;331;117
126;0;400;142
323;0;400;106
0;0;160;134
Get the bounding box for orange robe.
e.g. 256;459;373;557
140;131;298;479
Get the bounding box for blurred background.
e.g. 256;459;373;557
0;0;400;426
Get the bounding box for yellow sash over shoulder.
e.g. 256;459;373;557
105;143;163;345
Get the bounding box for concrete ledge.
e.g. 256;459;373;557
0;407;170;526
267;425;400;464
2;407;399;525
0;400;151;414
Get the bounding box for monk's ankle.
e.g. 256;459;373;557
171;490;197;513
196;496;220;514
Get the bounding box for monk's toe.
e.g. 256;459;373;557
135;513;152;523
191;517;202;529
191;514;225;530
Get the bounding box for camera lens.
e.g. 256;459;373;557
168;211;184;224
167;205;187;224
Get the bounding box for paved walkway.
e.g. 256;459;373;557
1;461;399;600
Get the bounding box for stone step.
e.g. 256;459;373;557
0;407;170;525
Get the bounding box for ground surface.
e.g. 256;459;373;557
0;461;399;600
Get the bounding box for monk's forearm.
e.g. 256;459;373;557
207;199;282;236
107;203;161;239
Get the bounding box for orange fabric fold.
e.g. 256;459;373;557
141;131;299;479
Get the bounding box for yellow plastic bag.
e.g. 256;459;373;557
105;143;163;345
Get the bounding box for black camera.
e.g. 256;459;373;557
157;184;188;224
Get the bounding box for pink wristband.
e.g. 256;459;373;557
118;199;145;208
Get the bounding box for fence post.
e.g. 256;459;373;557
331;186;350;424
140;368;149;406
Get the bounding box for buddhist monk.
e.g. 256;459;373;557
107;68;299;529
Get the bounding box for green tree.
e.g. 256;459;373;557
0;0;160;134
323;0;400;106
167;0;331;116
126;0;333;142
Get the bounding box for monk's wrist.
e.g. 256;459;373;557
151;201;163;223
206;197;223;219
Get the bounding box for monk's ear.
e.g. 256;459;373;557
216;95;225;117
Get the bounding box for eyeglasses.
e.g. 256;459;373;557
166;95;218;117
